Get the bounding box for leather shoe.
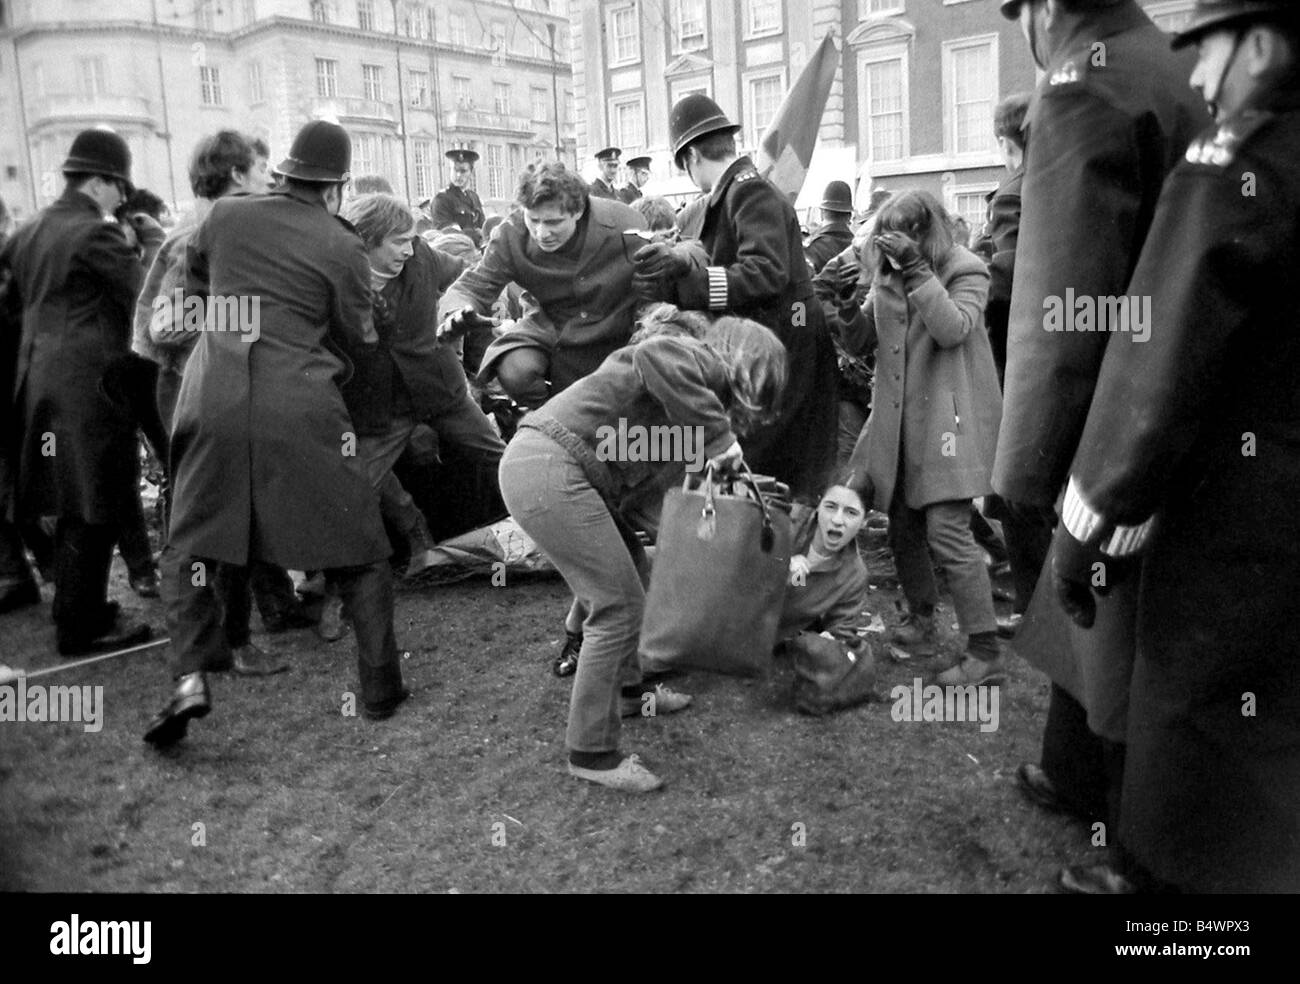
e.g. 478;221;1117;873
363;687;412;721
315;595;347;642
1016;762;1071;815
996;613;1023;638
129;570;161;598
58;619;153;658
143;673;211;747
553;631;581;677
0;579;40;614
220;642;289;677
1058;863;1137;895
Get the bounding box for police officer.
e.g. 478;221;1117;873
991;0;1205;894
1054;0;1300;893
589;147;621;200
617;155;651;204
431;148;486;247
803;180;855;275
632;94;838;499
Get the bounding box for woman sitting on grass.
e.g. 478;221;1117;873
499;303;787;793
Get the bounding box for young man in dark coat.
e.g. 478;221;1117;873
992;0;1206;894
144;121;408;746
431;149;486;248
1053;0;1300;894
803;180;855;275
0;129;159;655
632;94;838;499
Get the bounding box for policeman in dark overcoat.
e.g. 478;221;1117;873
1054;0;1300;894
990;0;1206;895
0;130;159;655
589;147;621;200
803;180;854;275
431;149;486;247
632;94;838;499
617;155;651;205
144;121;408;746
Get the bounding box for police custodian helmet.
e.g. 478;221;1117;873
274;120;352;183
1173;0;1300;48
668;94;742;166
62;128;134;194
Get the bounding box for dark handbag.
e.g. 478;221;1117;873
640;464;792;677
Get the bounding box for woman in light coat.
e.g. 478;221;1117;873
844;190;1003;684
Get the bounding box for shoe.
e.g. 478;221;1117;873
261;605;317;633
991;584;1015;603
129;570;161;598
58;619;153;658
363;687;412;721
996;613;1023;639
933;654;1006;686
1016;763;1071;815
890;611;938;657
143;673;211;747
403;514;440;579
222;642;289;677
621;683;692;718
0;579;40;614
568;753;663;792
315;595;347;642
1058;863;1137;895
553;631;581;677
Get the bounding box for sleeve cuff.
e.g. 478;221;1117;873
707;266;728;310
1062;475;1155;558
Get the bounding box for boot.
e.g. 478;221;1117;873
404;512;439;579
890;610;938;658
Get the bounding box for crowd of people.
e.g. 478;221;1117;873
0;0;1296;893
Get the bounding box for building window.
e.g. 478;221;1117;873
248;60;264;103
362;63;384;101
357;0;374;31
493;82;511;116
404;4;433;39
860;0;904;16
485;143;506;199
200;65;223;106
745;0;781;38
672;0;708;53
452;75;472;107
945;36;997;155
449;12;468;46
531;87;548;122
242;0;257;25
952;186;996;234
490;21;507;52
78;57;106;98
413;138;433;199
862;55;906;162
197;1;217;30
409;70;429;107
31;62;45;98
530;29;548;59
316;58;338;98
670;75;711;106
310;0;329;24
564;89;574;124
353;133;391;180
745;71;784;148
610;96;644;151
608;4;640;66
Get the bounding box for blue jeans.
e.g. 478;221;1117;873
500;428;646;754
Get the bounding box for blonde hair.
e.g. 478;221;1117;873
705;316;787;435
339;192;416;250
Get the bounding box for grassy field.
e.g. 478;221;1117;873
0;543;1102;894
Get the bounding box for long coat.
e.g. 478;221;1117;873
441;195;645;395
666;156;839;497
0;189;154;524
804;219;853;276
846;248;998;513
1062;93;1300;892
167;186;389;569
431;184;485;246
979;168;1021;382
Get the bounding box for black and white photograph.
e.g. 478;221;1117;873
0;0;1294;941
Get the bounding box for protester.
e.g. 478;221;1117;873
338;192;505;579
498;303;786;791
993;0;1205;895
144;120;409;747
803;180;855;275
813;223;876;470
630;195;676;233
1052;0;1300;893
843;190;1002;685
0;129;158;655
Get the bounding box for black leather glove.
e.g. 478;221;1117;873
832;260;862;304
437;306;497;343
874;231;929;284
1050;522;1136;629
632;240;692;279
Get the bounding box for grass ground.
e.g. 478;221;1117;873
0;538;1102;894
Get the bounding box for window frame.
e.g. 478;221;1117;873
357;0;375;31
608;94;646;153
199;64;224;106
742;67;787;151
362;63;384;102
859;0;904;17
493;81;512;116
942;33;1000;159
857;44;909;165
607;3;641;67
743;0;782;40
315;57;339;99
248;60;264;103
671;0;708;55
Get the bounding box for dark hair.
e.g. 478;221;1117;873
189;130;256;200
705;315;787;435
677;130;735;169
872;190;955;270
352;174;394;195
483;214;505;240
249;137;269;159
516;161;587;215
631;195;676;231
124;187;167;220
993;92;1031;150
820;467;870;509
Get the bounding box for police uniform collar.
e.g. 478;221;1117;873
272;183;331;207
708;155;758;207
58;187;106;214
1050;0;1149;73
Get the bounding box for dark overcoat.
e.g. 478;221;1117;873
980;168;1021;382
1063;93;1300;892
432;184;485;245
588;177;618;201
804;219;853;276
0;189;151;524
167;186;389;569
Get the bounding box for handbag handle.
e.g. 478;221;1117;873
692;461;777;553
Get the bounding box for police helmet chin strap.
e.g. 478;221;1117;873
1208;29;1246;121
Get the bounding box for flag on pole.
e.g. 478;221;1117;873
755;32;840;200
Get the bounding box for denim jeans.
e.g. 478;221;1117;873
888;496;997;636
500;428;645;754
